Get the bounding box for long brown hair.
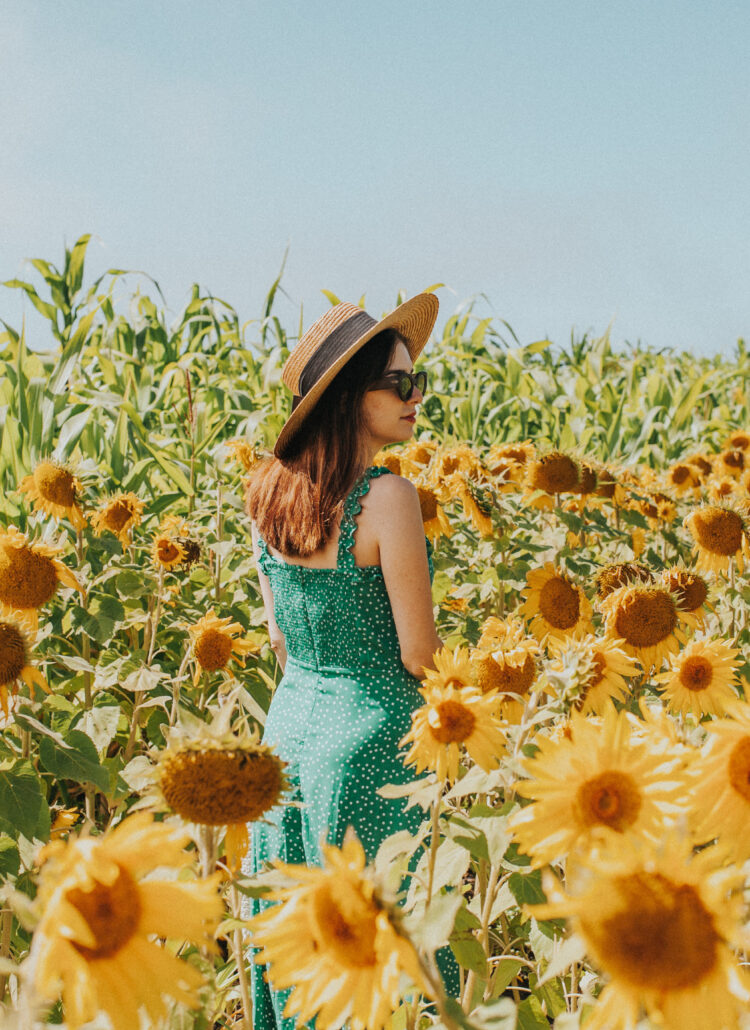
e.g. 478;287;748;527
246;328;400;557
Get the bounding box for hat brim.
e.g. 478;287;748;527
273;292;439;459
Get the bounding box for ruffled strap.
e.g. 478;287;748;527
255;533;274;576
337;466;392;570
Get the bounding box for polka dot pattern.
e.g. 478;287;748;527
242;466;441;1028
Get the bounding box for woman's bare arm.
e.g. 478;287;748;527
251;521;288;673
369;476;442;679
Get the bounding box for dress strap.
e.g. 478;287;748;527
255;532;274;576
337;466;392;570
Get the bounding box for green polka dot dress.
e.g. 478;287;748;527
245;466;458;1028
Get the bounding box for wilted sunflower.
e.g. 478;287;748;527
188;609;260;685
595;561;654;600
248;834;429;1030
31;812;223;1030
0;610;49;715
509;705;690;868
684;502;750;575
446;473;494;536
519;563;593;644
690;702;750;860
90;492;145;547
598;584;692;670
654;637;739;720
661;566;711;625
716;447;745;479
546;635;640;715
471;616;541;722
413;478;452;543
155;717;288;870
663;461;701;498
18;460;87;530
0;526;82;625
401;653;505;783
531;834;750;1030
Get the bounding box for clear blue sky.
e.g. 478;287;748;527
2;1;749;356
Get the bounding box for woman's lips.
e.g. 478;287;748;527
401;415;416;423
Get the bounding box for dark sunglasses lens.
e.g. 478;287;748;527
397;374;413;401
415;371;427;394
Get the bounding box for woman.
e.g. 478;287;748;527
244;294;456;1028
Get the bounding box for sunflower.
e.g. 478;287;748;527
49;808;80;840
592;464;625;504
546;636;640;715
636;491;676;528
663;461;701;498
654;637;739;720
90;492;145;547
227;438;262;473
401;654;506;783
431;443;485;484
706;475;738;503
531;834;750;1030
373;448;404;475
598;584;692;671
413;478;452;543
188;609;260;685
724;430;750;452
151;533;187;570
0;526;83;625
524;451;580;509
31;812;223;1030
686;452;714;481
594;561;654;600
684;502;750;574
519;563;593;644
248;834;428;1030
446;473;494;536
629;526;646;558
0;609;49;715
487;441;535;490
660;566;711;625
717;448;745;479
690;701;750;860
509;705;690;868
402;437;438;471
154;714;288;870
18;460;87;530
471;616;542;721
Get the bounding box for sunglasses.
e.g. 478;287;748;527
367;370;428;402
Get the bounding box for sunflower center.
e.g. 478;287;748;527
729;434;750;450
689;455;712;476
614;590;677;647
34;463;77;506
0;621;27;685
195;628;233;670
596;562;653;599
691;508;744;556
0;547;59;609
727;737;750;802
678;655;713;692
576;771;642;831
309;884;378;967
723;449;745;471
532;454;579;494
582;872;719;991
160;747;285;823
104;499;137;532
417;487;439;522
666;571;707;612
156;538;182;564
538;577;580;630
68;866;142;960
574;464;598;495
429;700;476;743
670;465;691;485
595;469;617;498
475;653;536;697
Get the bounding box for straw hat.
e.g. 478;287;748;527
274;292;439;458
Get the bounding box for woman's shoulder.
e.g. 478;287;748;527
364;472;422;527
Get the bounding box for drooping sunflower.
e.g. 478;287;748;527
18;460;87;530
248;834;429;1030
598;583;692;671
519;563;593;644
684;502;750;575
487;441;535;491
690;701;750;860
660;566;711;626
154;714;289;870
0;609;49;716
188;609;260;685
546;635;640;715
592;464;625;505
471;616;542;721
654;637;739;720
401;650;506;783
531;834;750;1030
716;447;745;479
524;451;580;509
90;492;145;547
31;812;223;1030
594;561;654;600
413;477;452;543
0;526;83;625
445;473;494;537
509;705;691;868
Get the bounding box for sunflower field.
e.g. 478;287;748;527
1;233;750;1030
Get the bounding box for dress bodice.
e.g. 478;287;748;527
256;466;434;673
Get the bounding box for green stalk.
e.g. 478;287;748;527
425;788;443;909
230;881;253;1029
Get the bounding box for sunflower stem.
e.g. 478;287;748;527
425;788;443;909
415;951;463;1030
146;566;164;666
198;824;218;879
214;479;223;604
76;528;96;824
230;881;253;1029
0;907;12;1003
461;859;500;1012
170;651;192;725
